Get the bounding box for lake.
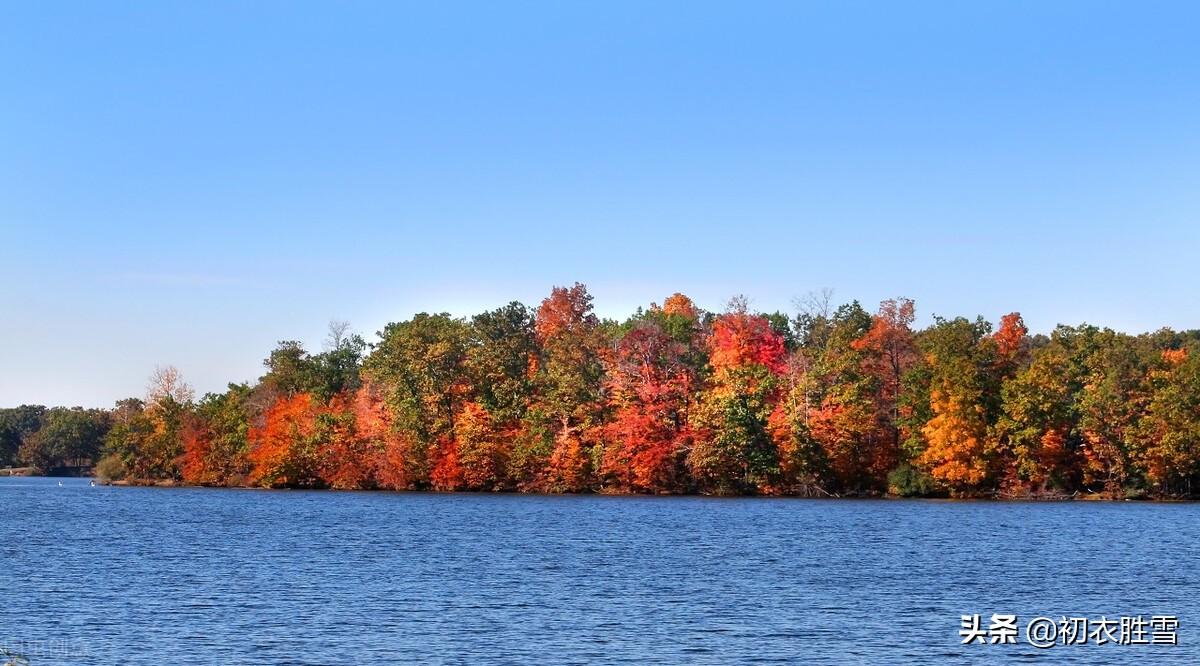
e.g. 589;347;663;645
1;476;1196;664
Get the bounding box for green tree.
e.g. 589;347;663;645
363;313;472;486
0;405;46;467
1076;329;1152;496
19;407;110;472
1137;347;1200;496
467;302;537;424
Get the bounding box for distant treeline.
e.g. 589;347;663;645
5;284;1199;498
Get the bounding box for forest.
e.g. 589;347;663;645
4;284;1199;499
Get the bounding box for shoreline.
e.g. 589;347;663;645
76;477;1197;502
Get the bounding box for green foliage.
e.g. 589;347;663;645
260;330;365;401
689;366;779;494
314;334;367;400
93;454;126;482
0;405;46;466
18;407;109;471
886;463;937;497
193;384;254;484
260;341;317;395
364;313;471;445
102;397;186;480
468;302;537;424
763;311;797;351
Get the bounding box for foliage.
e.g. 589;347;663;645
18;407;109;472
15;283;1199;498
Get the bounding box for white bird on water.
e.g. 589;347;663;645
57;481;63;487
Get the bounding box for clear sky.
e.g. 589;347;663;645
2;1;1198;408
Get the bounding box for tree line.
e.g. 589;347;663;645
4;284;1198;498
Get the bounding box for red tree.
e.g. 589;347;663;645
602;323;693;493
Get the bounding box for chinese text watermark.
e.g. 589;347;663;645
960;614;1179;649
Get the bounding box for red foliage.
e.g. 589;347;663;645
602;324;692;492
179;416;214;485
320;393;374;490
248;392;320;487
535;282;597;343
429;436;463;491
353;383;418;490
708;312;787;375
852;299;916;379
545;428;593;492
993;312;1028;360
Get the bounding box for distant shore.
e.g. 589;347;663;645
0;466;34;476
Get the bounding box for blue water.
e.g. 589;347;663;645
0;476;1196;665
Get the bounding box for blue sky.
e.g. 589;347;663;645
2;1;1198;408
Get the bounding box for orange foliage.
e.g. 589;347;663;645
535;283;597;342
604;408;688;493
320;393;374;490
429;436;463;491
808;397;891;488
454;402;511;490
852;299;915;357
709;312;787;375
179;416;215;485
248;393;321;488
993;312;1028;361
1080;429;1130;496
1162;348;1188;366
1035;428;1069;486
545;428;593;492
353;383;418;490
918;389;990;491
661;292;698;319
850;298;917;464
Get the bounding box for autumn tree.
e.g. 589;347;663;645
363;313;472;488
915;317;1000;495
1136;347;1200;495
257;324;365;402
797;301;885;493
259;341;319;397
179;384;253;486
688;298;787;494
467;302;538;425
601;320;695;493
248;392;324;488
318;392;373;490
147;365;195;406
23;284;1200;499
526;283;610;492
101;366;195;481
313;321;367;400
353;381;420;490
997;324;1083;494
841;298;917;488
